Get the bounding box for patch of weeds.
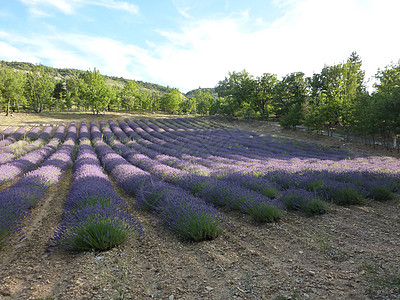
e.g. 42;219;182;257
98;255;133;300
368;185;395;201
316;232;331;251
330;185;366;206
370;203;383;217
362;261;400;299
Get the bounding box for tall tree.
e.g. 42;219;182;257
0;67;25;116
253;73;278;120
215;70;255;116
79;68;110;114
341;52;366;139
121;81;140;112
160;89;181;112
274;72;308;128
373;62;400;147
24;65;55;113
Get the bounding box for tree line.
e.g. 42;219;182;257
0;52;399;147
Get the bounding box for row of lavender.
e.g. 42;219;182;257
0;124;76;249
50;122;144;251
106;117;399;214
102;120;285;221
104;119;326;217
160;118;400;200
2;117;399;251
91;121;225;241
0;126;54;165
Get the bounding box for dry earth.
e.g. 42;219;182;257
0;114;399;300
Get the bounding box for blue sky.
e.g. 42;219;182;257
1;0;400;92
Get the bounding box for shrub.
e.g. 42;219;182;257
242;200;282;223
279;189;328;216
367;185;394;201
328;184;366;206
52;205;143;251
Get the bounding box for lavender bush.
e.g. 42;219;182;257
51;122;143;251
92;122;225;241
0;123;76;249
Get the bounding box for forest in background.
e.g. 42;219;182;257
0;52;399;148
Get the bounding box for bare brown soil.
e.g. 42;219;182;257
1;113;399;300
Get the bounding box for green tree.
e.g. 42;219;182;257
372;62;400;147
193;90;213;116
160;89;181;112
341;52;366;140
0;67;25;116
274;72;308;128
253;73;278;120
65;75;84;110
24;65;55;113
53;81;67;110
108;85;122;111
180;95;196;114
79;68;110;114
215;70;255;117
121;81;140;112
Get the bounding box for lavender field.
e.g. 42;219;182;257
1;116;399;299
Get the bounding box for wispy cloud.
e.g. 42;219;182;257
19;0;139;16
145;0;400;90
0;30;147;81
3;0;400;92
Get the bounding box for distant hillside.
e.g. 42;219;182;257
0;60;173;94
185;87;216;97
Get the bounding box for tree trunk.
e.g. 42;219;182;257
6;100;10;116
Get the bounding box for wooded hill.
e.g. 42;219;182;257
0;60;173;94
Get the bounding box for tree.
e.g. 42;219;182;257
160;89;182;112
0;67;25;116
53;81;67;110
193;90;213;116
24;65;55;113
79;68;110;114
373;62;400;147
121;81;140;112
215;70;255;117
253;73;278;120
341;52;366;140
65;75;84;110
274;72;308;128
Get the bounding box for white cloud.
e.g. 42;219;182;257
0;31;147;81
19;0;138;15
138;0;400;91
0;41;40;63
3;0;400;93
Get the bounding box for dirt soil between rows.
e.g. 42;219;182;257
1;115;399;300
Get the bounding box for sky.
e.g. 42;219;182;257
0;0;400;92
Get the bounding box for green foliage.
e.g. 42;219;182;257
24;65;55;113
330;186;365;206
253;73;278;120
368;185;394;201
169;211;223;241
0;66;26;115
273;72;308;119
301;198;329;217
65;218;131;251
79;68;111;114
160;88;182;112
279;103;303;129
121;81;140;111
245;202;282;223
215;69;256;117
